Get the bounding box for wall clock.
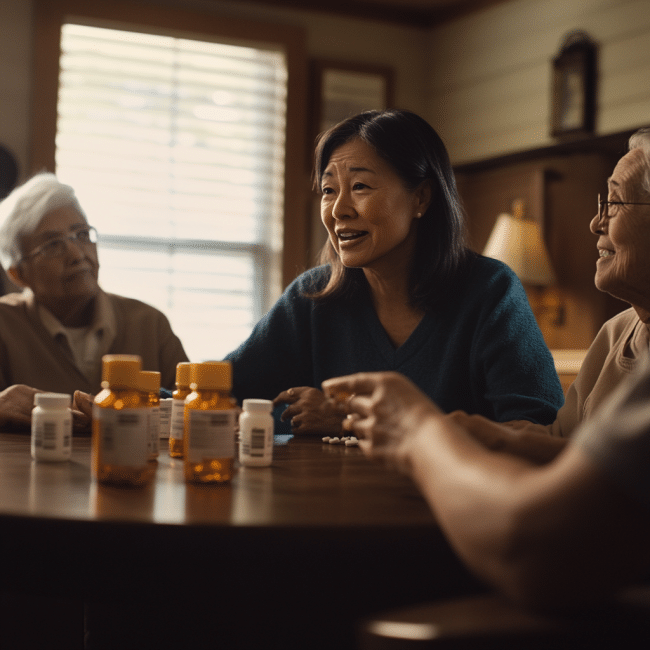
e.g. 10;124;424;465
551;31;597;138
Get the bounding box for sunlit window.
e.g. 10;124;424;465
56;23;287;362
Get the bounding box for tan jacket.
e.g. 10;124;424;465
551;308;649;438
0;290;188;394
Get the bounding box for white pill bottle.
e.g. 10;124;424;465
31;392;72;462
239;398;273;467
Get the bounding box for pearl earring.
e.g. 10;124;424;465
416;212;422;218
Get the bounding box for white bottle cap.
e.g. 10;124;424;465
242;398;273;412
34;393;71;408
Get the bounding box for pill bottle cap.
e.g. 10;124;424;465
101;355;142;388
34;392;71;409
191;361;232;391
242;398;273;412
175;362;192;387
138;370;161;393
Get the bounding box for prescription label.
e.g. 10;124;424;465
94;406;148;466
186;409;235;463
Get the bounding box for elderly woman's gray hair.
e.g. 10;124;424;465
0;173;86;269
629;127;650;196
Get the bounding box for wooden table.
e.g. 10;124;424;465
0;432;482;649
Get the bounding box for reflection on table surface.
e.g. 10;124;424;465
0;432;483;650
0;432;435;527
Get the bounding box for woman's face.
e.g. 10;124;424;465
590;148;650;310
320;138;429;273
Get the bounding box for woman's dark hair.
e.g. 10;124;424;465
309;109;472;310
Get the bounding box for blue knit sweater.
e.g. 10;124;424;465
226;257;563;430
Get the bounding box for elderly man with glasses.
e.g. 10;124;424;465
0;173;188;430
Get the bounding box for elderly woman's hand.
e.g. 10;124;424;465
273;386;347;435
445;410;513;451
447;410;567;465
322;371;441;469
0;384;43;430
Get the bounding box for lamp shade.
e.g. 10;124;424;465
482;212;556;286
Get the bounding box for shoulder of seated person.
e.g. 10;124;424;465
0;291;30;310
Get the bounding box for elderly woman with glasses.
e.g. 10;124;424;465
0;173;188;429
331;126;650;464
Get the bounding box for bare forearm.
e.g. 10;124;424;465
455;415;567;465
323;370;650;608
403;419;650;608
402;414;533;585
502;427;567;464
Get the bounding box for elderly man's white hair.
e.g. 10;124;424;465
629;127;650;196
0;173;86;269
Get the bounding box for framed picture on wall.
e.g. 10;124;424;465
309;59;394;151
550;32;596;138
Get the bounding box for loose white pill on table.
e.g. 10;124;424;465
329;437;340;444
322;436;331;443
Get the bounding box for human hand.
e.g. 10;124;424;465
72;390;94;434
273;386;347;435
446;411;513;452
447;412;565;464
0;384;43;430
322;371;441;469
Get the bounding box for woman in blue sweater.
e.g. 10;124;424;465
226;109;563;434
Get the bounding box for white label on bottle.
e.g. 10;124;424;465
149;406;160;455
187;409;235;463
32;416;72;460
169;398;185;441
159;399;173;438
251;427;266;451
95;406;148;466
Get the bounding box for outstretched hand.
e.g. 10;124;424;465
322;371;441;469
273;386;347;435
0;384;43;430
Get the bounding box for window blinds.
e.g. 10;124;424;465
56;23;287;362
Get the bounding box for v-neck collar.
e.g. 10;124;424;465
359;284;434;367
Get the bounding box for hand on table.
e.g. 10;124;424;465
322;371;441;470
0;385;94;435
445;410;513;451
447;411;566;464
273;386;347;435
72;390;94;434
0;384;43;430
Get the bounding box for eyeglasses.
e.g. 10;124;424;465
597;194;650;224
22;226;98;260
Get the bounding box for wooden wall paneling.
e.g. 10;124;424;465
427;0;650;164
456;149;627;350
456;165;545;254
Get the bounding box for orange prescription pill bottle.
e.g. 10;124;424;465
139;370;161;460
92;354;154;487
183;361;235;484
169;362;192;458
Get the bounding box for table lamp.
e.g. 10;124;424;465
483;199;563;327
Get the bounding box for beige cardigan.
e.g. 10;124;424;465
551;307;649;438
0;290;188;394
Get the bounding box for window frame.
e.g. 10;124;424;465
30;0;310;289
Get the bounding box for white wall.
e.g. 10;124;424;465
426;0;650;164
